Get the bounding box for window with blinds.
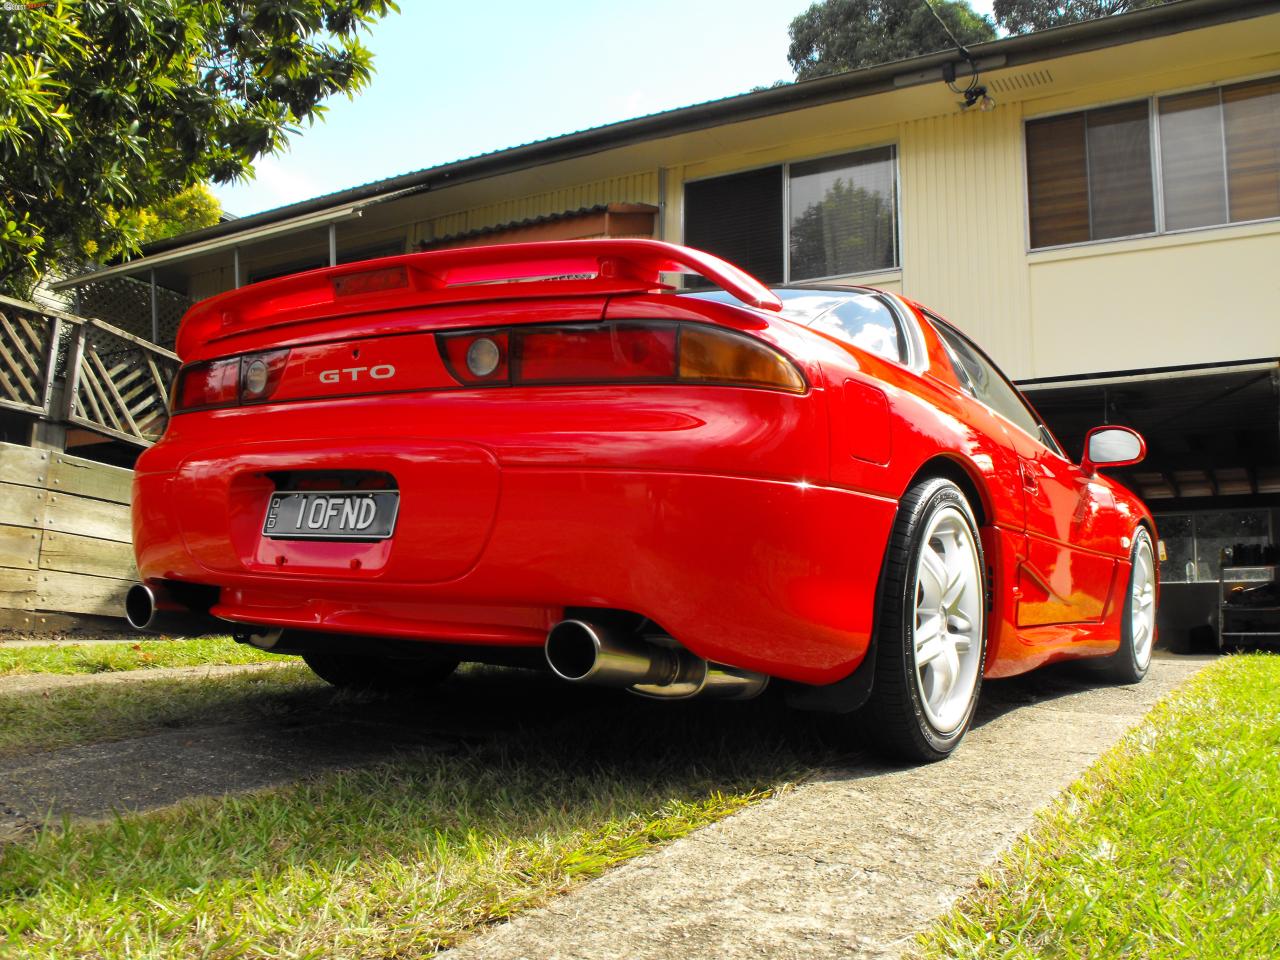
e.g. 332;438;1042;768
1026;75;1280;249
684;147;899;283
684;166;784;284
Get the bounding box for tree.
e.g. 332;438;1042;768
0;1;397;295
994;0;1169;34
82;184;223;262
788;0;996;81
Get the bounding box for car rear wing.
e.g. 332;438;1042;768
177;239;783;358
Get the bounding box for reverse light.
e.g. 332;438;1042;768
466;337;502;377
239;349;289;404
441;331;510;384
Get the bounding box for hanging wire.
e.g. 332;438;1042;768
923;0;992;109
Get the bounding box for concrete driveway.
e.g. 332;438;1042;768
439;652;1211;960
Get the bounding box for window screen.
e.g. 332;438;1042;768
788;147;898;280
1159;89;1229;230
684;166;784;284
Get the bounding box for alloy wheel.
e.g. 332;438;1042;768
1130;536;1156;669
912;505;984;734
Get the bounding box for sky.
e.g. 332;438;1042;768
211;0;997;218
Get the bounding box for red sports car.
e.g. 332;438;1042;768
128;239;1158;761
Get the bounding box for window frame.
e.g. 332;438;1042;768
681;142;903;284
1022;72;1280;253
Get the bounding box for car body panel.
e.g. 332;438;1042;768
134;240;1157;691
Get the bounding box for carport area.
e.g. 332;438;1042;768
1022;360;1280;649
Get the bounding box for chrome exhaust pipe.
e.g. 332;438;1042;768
125;583;225;635
544;619;767;701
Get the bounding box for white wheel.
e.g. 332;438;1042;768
1099;527;1156;683
1129;535;1156;670
855;477;987;762
912;506;985;735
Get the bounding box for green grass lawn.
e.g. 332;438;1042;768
0;664;321;758
0;670;832;959
914;653;1280;960
0;636;279;676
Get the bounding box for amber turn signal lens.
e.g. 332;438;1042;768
679;325;805;393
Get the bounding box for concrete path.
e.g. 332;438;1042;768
0;661;285;696
440;653;1212;960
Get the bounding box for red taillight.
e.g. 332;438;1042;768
174;358;239;412
518;323;677;382
438;321;804;393
172;349;290;413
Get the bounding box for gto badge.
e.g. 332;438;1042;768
320;364;395;384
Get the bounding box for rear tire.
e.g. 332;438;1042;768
1097;528;1155;684
854;477;987;763
301;651;458;692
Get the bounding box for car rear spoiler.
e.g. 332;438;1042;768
177;239;782;358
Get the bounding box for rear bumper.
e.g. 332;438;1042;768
134;386;895;684
135;461;895;685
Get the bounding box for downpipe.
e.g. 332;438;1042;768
544;619;768;701
124;583;226;635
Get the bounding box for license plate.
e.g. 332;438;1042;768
263;490;399;540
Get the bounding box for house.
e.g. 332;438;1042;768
27;0;1280;641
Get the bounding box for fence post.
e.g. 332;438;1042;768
63;320;87;422
38;316;62;417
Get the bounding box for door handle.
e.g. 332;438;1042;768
1020;462;1039;493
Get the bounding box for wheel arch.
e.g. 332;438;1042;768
785;454;993;717
904;454;991;528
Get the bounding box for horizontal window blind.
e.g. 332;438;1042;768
1026;113;1090;248
683;166;784;285
1028;75;1280;249
1224;77;1280;223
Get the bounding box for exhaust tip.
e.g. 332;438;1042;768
545;620;601;681
125;584;156;630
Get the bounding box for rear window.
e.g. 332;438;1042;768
681;288;906;362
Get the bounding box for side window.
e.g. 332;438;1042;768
932;320;1045;442
808;295;906;363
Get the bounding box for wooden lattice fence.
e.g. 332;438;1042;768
0;294;178;447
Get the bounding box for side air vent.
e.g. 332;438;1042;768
987;69;1054;95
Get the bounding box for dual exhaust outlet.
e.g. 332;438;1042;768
544;619;768;701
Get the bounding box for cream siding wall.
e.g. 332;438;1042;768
410;172;659;246
1027;224;1280;379
898;106;1032;376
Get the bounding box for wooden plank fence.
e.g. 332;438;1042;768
0;293;179;447
0;442;138;626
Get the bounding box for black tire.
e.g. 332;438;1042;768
1097;527;1155;684
301;651;458;692
854;477;987;763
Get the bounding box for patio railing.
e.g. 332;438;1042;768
0;294;179;447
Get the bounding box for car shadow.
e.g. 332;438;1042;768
3;642;1211;827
